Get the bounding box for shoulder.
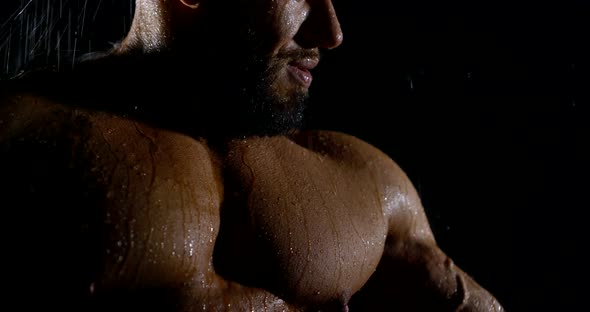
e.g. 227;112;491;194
291;130;406;176
0;88;81;143
0;90;84;206
0;88;96;192
0;66;86;135
293;130;430;236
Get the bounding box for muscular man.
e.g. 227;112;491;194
0;0;504;310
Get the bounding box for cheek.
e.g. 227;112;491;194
267;0;309;53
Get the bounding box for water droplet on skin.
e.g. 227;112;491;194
117;240;122;247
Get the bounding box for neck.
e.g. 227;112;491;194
116;0;170;54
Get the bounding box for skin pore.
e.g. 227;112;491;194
0;0;504;311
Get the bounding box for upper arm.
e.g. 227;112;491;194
324;131;436;246
345;134;505;311
377;156;436;246
1;94;95;302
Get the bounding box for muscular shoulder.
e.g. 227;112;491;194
294;130;432;240
292;130;405;176
0;89;79;143
0;90;96;197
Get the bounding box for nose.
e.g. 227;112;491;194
295;0;344;49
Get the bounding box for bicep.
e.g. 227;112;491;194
351;158;504;311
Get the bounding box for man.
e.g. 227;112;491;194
0;0;504;310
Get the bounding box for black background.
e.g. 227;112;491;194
1;0;589;311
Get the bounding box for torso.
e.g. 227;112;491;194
1;95;402;311
218;134;387;305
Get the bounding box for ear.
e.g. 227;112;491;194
179;0;200;9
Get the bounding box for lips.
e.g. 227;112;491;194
287;57;319;88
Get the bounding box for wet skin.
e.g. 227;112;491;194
0;0;504;310
0;96;504;311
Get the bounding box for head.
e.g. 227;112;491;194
118;0;343;137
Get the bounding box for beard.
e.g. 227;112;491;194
231;49;315;137
178;4;316;139
237;82;307;137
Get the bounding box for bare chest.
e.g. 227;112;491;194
85;120;388;306
215;139;388;305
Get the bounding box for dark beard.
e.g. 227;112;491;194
183;4;315;139
190;51;308;140
230;50;309;138
236;84;307;137
64;1;317;141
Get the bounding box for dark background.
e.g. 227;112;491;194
1;0;588;310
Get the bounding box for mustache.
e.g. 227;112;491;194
276;49;321;62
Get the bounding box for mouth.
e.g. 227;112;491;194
287;57;319;88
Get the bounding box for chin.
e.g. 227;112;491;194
222;56;309;138
230;91;308;138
